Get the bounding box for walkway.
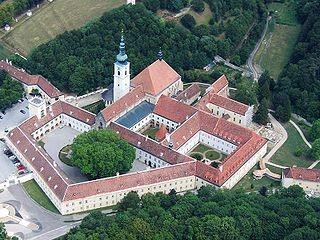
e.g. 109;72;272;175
308;160;320;169
247;16;271;81
289;120;312;148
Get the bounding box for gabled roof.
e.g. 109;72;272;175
209;94;249;116
153;95;197;124
211;75;228;94
155;124;167;141
284;167;320;183
131;59;180;96
19;100;95;134
0;61;63;98
101;85;145;123
175;84;201;102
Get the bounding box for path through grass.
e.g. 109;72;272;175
189;3;212;26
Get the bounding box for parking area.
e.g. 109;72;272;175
42;126;88;183
0;99;29;138
0;141;17;182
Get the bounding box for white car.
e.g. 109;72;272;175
9;155;16;160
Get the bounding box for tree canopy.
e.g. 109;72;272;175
71;129;135;179
273;0;320;122
0;71;24;111
61;185;320;240
12;1;267;95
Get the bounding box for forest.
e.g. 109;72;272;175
0;0;44;27
61;185;320;240
12;0;267;94
273;0;320;122
0;70;24;111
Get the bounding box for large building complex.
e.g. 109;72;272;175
3;34;269;215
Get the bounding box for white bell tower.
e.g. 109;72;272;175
113;33;130;102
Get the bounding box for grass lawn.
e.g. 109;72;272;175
142;127;158;140
205;150;220;160
59;145;73;166
0;41;13;59
22;180;59;214
270;122;313;168
83;100;105;114
193;144;211;153
268;1;299;26
291;118;312;142
234;164;281;192
255;23;300;80
266;164;284;175
2;0;125;55
190;152;203;160
189;3;212;26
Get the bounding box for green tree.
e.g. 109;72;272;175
234;78;257;105
180;14;196;30
310;119;320;141
118;191;141;211
191;0;205;13
71;129;135;179
311;138;320;160
254;98;269;125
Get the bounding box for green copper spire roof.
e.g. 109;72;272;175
116;31;128;64
157;47;163;61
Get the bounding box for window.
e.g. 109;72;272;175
118;71;120;75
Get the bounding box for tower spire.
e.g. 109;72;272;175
116;30;128;64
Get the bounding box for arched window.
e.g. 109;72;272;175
125;71;127;75
118;71;120;76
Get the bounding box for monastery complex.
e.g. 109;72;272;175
0;34;316;215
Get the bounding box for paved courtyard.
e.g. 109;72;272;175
42;126;88;183
128;160;149;173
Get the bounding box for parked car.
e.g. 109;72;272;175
18;170;25;175
10;157;18;162
4;128;9;133
18;99;22;103
0;138;5;142
9;155;16;160
7;152;14;157
17;165;24;171
14;162;21;167
0;116;2;119
1;110;5;115
4;150;12;155
12;159;20;164
20;110;26;114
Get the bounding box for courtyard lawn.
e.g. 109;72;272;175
268;1;299;26
255;23;300;80
190;152;203;160
205;150;220;160
189;3;212;26
270;122;313;168
193;144;211;153
22;180;59;214
142;127;158;140
59;145;73;166
234;164;281;192
2;0;125;55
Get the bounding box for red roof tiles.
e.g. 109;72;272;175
131;60;180;96
284;167;320;183
175;84;201;102
0;61;63;98
101;85;145;123
153;95;197;124
209;93;249;115
19;101;95;134
211;75;228;94
155;124;167;141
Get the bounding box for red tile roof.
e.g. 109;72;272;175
101;85;145;123
175;84;201;102
131;60;181;96
6;127;70;201
19;101;95;134
284;167;320;183
211;75;228;94
64;161;196;201
110;122;193;165
0;61;63;98
209;93;249;115
153;95;197;124
155;124;167;141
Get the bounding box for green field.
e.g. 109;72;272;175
268;1;299;26
3;0;125;55
234;164;281;192
22;180;59;214
255;23;300;80
193;144;211;153
271;122;313;168
0;41;13;59
189;3;212;26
